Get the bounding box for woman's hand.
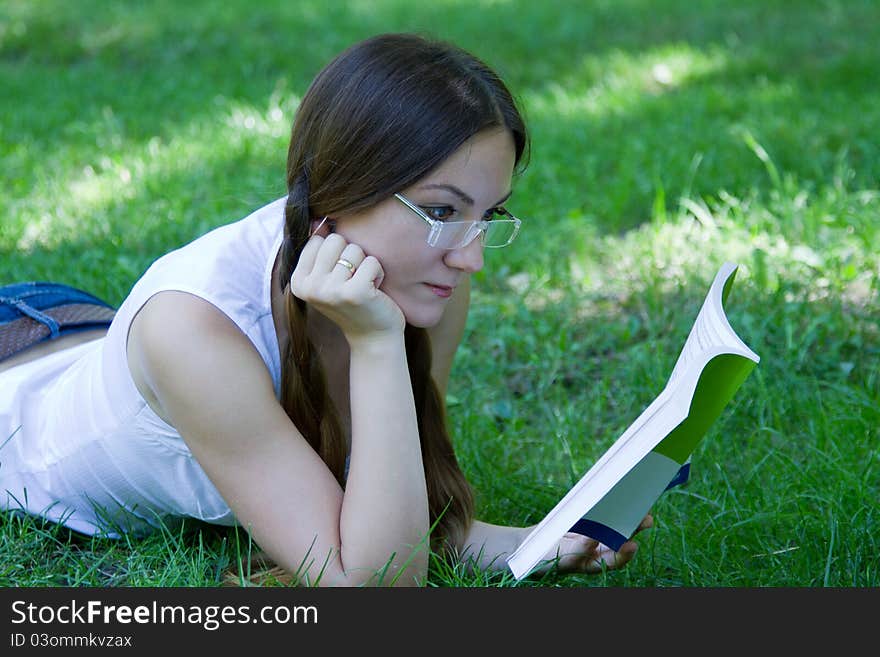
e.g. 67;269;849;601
538;514;654;576
291;233;406;343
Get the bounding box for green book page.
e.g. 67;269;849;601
653;353;757;464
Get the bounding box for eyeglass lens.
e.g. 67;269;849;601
431;219;518;249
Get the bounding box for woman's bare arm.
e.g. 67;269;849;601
128;290;428;586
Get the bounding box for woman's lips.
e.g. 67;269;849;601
426;283;454;298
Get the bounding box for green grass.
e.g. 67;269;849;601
1;0;877;587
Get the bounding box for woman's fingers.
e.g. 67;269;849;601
289;233;404;337
551;534;599;573
550;531;646;575
312;233;350;274
585;539;639;573
293;234;366;289
331;243;366;281
349;255;384;290
292;233;325;280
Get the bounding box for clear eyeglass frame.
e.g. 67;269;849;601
394;193;521;249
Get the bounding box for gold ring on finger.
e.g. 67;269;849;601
335;258;356;274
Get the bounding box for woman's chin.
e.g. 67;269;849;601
401;304;446;329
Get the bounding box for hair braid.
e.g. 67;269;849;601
279;172;346;486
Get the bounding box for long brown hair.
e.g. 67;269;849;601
278;33;528;560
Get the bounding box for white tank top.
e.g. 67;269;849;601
0;197;286;536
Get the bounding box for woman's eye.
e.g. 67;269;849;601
483;207;505;221
422;206;456;221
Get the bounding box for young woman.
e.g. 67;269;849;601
0;33;649;586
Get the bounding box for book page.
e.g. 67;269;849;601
667;263;758;386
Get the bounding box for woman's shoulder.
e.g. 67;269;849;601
129;290;267;371
126;290;276;424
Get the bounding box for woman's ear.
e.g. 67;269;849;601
309;216;335;237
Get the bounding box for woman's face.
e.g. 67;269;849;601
333;127;517;328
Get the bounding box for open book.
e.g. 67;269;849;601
507;262;760;580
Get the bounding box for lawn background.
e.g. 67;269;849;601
1;0;877;587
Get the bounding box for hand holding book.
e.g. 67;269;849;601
517;513;653;578
554;514;654;574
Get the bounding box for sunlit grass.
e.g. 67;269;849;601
525;43;729;119
10;91;297;252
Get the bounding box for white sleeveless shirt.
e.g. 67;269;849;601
0;197;286;536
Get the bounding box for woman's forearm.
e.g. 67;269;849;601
339;333;430;585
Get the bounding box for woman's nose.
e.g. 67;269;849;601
444;235;485;273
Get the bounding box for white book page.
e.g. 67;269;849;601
668;263;758;385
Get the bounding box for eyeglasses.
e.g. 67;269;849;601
394;193;521;249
